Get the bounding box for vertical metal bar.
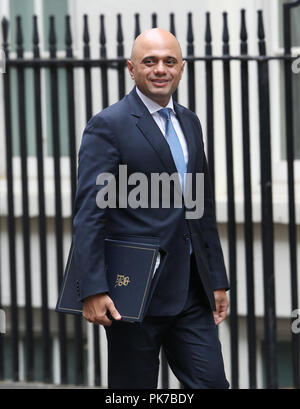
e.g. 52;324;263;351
170;12;176;36
169;13;178;103
49;15;68;384
222;11;238;389
0;19;6;380
151;13;157;28
204;12;215;200
32;15;52;383
84;15;101;387
117;14;125;100
283;0;300;389
65;15;84;386
0;23;3;381
83;15;92;120
100;15;109;109
187;13;195;112
161;350;169;389
92;324;101;387
16;15;34;383
2;17;19;382
240;9;256;389
134;13;140;39
257;10;277;389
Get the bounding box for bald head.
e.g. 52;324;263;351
130;28;182;63
127;28;185;106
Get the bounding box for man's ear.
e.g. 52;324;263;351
180;60;185;77
127;59;135;80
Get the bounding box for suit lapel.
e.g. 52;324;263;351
127;88;199;196
128;87;178;174
135;115;178;175
135;114;184;197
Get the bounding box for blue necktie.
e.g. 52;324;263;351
158;107;192;254
158;108;186;194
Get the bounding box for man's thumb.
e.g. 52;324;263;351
107;301;121;320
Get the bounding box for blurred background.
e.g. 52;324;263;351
0;0;299;389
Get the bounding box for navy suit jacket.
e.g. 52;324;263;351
73;86;229;315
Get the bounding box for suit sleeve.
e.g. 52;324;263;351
73;114;120;301
196;118;230;291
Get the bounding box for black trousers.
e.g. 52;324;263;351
104;253;229;389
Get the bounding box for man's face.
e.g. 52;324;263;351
127;33;185;106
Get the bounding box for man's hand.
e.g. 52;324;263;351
82;293;121;326
213;289;229;325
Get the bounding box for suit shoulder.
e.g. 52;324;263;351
176;102;201;120
175;103;203;129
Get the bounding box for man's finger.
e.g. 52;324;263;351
213;311;220;324
107;301;121;320
92;313;112;326
99;316;113;326
219;310;227;320
214;308;227;325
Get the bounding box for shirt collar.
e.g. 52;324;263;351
136;86;175;115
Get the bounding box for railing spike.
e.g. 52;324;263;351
65;15;73;58
240;9;247;41
240;9;248;55
151;13;157;28
16;15;23;58
100;14;107;58
187;13;194;56
170;13;176;36
257;10;265;40
257;10;266;55
222;12;230;55
134;13;140;39
117;14;124;57
49;15;57;58
83;15;90;58
33;15;40;58
2;17;9;56
205;12;212;55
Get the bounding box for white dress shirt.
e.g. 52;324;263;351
136;87;189;167
136;87;190;275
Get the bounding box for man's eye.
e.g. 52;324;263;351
166;60;175;65
144;60;154;64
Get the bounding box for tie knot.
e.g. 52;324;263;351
158;107;171;121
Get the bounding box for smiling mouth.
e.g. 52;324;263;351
150;79;169;87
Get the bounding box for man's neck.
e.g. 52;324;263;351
135;87;173;112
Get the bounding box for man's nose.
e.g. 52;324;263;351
154;61;167;75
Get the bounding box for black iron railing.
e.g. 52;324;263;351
0;1;299;389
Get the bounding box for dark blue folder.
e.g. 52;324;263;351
55;237;160;322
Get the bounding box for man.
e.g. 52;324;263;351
73;28;230;389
